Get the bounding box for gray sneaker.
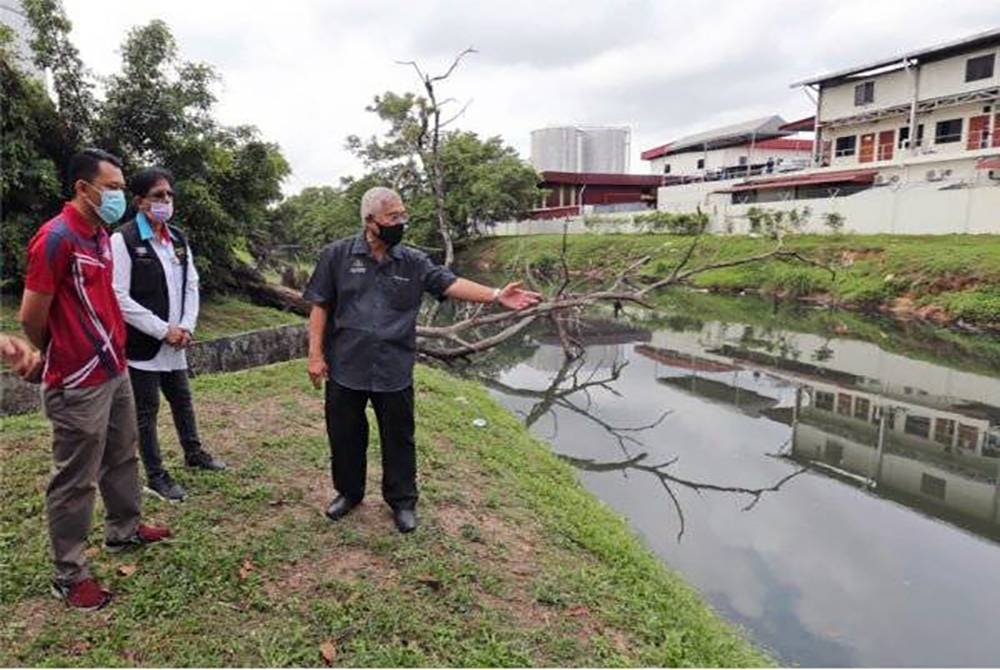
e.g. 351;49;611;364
145;473;186;503
185;450;227;471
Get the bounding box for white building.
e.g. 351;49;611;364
641;115;813;179
531;126;631;174
651;29;1000;235
0;1;44;82
796;27;999;177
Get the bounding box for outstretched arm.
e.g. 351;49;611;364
444;279;542;311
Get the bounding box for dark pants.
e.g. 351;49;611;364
324;380;417;511
129;367;202;481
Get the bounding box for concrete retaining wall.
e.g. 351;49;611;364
0;323;307;416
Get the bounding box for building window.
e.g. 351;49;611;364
854;81;875;106
663;163;671;174
738;156;748;166
933;418;955;446
934;119;963;144
814;391;835;411
966;54;995;82
836;393;852;416
825;439;844;465
834;136;857;157
696;158;705;170
920;473;946;500
904;414;931;439
853;397;871;421
957;424;979;450
898;125;924;148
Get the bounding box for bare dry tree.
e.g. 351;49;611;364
415;216;835;361
396;47;478;269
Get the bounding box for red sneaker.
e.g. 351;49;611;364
51;578;113;611
105;524;173;553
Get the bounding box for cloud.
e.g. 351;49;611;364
57;0;1000;194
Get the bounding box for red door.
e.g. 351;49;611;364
994;114;1000;148
859;133;875;163
967;115;990;150
877;130;894;161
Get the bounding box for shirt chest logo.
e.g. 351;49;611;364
135;246;150;257
349;259;367;274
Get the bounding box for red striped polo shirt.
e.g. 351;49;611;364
24;203;127;389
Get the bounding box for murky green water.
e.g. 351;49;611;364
466;291;1000;667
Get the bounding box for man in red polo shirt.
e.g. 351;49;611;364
19;149;171;611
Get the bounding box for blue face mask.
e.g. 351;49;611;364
84;182;127;224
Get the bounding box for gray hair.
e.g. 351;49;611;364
360;186;402;226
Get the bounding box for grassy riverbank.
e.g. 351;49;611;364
0;361;769;666
465;234;1000;329
0;295;301;342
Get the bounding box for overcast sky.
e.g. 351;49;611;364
60;0;1000;194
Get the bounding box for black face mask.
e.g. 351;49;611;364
375;222;406;248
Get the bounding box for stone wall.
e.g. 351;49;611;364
0;323;308;416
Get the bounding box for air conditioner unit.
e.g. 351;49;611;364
926;169;943;182
873;174;889;186
941;168;953;178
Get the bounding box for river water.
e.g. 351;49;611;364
469;292;1000;667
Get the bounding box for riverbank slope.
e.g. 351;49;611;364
0;361;769;666
464;234;1000;330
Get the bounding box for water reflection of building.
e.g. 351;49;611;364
647;323;1000;409
636;344;796;418
634;337;1000;540
778;398;1000;539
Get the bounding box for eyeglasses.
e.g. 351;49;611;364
382;212;408;223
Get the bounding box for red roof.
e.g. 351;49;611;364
723;168;878;193
640;143;673;161
975;156;1000;169
779;116;816;132
753;138;813;152
539;171;665;186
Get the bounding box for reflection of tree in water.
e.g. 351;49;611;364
483;356;670;454
737;325;803;362
812;339;835;363
481;350;807;541
563;450;805;542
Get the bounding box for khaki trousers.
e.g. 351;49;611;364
42;374;142;584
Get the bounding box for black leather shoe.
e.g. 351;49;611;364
325;496;358;521
393;508;417;534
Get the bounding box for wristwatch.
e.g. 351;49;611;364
491;287;501;303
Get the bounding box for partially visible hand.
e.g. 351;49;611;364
179;329;193;348
1;335;44;383
497;281;542;311
308;356;328;390
165;325;185;347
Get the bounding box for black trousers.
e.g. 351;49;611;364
324;380;417;511
129;367;203;481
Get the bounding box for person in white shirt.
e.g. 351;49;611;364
111;167;225;503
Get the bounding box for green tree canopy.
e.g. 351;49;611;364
2;5;290;293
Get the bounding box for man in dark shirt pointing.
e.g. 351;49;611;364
304;186;541;533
